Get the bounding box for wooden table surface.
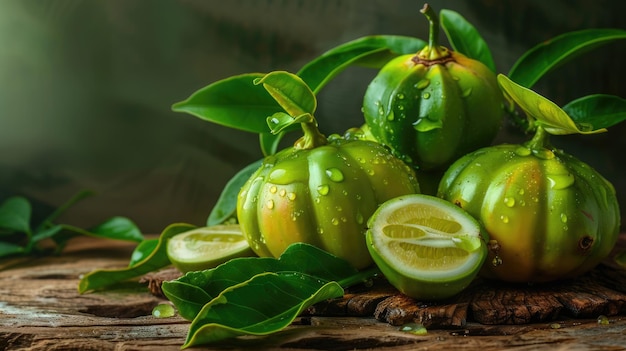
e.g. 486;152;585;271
2;236;626;351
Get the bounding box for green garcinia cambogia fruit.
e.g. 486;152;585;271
237;73;420;270
438;126;621;283
363;4;505;171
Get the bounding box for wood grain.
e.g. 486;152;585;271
2;236;626;350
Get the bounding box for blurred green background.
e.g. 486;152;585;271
1;0;625;233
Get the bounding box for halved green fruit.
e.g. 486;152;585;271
366;194;487;300
167;225;256;273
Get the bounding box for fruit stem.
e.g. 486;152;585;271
416;3;450;61
525;125;553;151
295;118;328;150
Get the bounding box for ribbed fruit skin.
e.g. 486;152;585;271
363;51;505;171
237;138;420;270
438;143;621;283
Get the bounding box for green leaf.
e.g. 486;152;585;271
89;216;144;242
0;241;25;258
0;196;32;234
563;94;626;130
162;242;360;321
497;74;606;135
128;238;159;267
440;9;496;72
183;272;343;348
78;223;195;293
266;112;314;135
31;224;63;243
253;71;316;117
172;73;283;134
509;28;626;88
297;35;426;93
207;159;263;226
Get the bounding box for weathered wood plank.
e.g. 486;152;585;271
2;236;626;350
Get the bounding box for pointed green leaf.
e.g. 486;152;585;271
183;272;343;348
563;94;626;130
497;74;606;135
31;224;63;243
78;223;195;293
440;9;496;72
162;243;359;321
172;73;282;134
89;216;144;242
0;196;32;234
253;71;316;117
128;238;159;267
297;35;426;93
207;159;263;226
509;28;626;88
0;241;26;258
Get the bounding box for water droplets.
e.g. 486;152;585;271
317;184;330;195
415;79;430;90
266;199;275;210
503;197;515;208
399;322;427;335
461;87;472;98
547;173;575;190
597;315;610;325
325;168;344;182
152;303;176;318
422;92;431;99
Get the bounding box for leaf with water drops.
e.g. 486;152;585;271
497;74;606;135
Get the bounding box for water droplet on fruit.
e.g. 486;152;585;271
500;215;509;223
331;218;339;226
269;186;277;194
399;322;427;335
279;189;286;197
515;146;531;156
266;200;274;209
356;212;364;224
326;168;344;182
317;185;330;195
287;192;296;201
396;93;405;100
533;148;555;159
152;304;175;318
504;197;515;207
547;173;575;190
462;87;472;97
422;92;431;99
387;110;395;121
415;79;430;89
560;213;568;223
